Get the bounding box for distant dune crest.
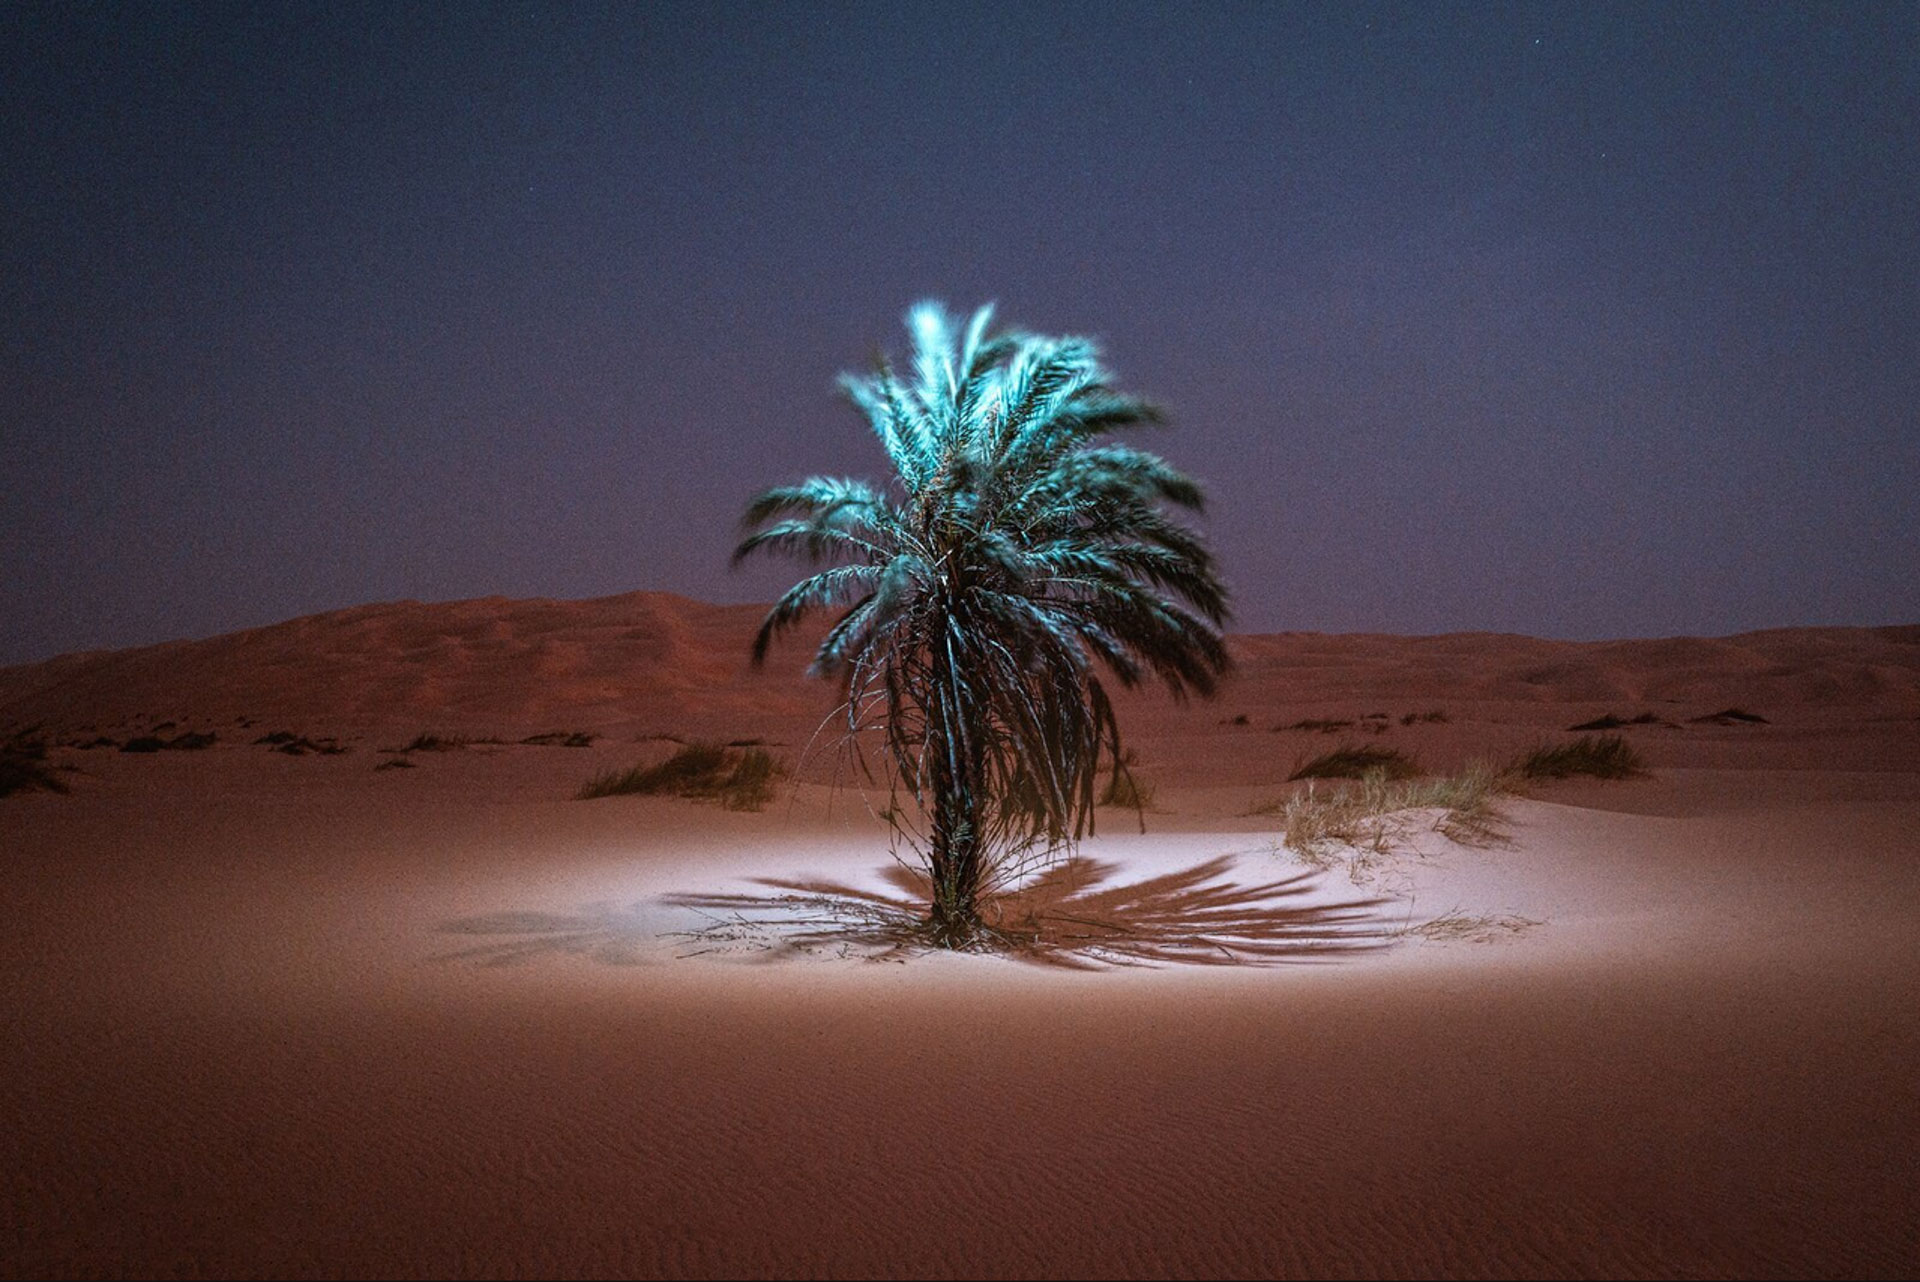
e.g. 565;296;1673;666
2;592;1917;738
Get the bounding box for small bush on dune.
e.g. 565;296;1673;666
577;742;784;811
1288;743;1420;782
1515;734;1645;780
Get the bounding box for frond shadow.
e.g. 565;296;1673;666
662;854;1398;970
436;903;656;967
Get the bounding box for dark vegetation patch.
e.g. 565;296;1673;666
1277;718;1354;734
373;758;416;771
1281;710;1449;735
1220;713;1251;727
1688;707;1770;726
401;733;470;753
577;743;784;811
1515;734;1646;780
1;735;68;798
119;730;218;752
521;731;597;748
254;731;348;755
1567;711;1671;731
1289;744;1421;782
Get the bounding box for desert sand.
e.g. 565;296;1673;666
4;591;1919;1278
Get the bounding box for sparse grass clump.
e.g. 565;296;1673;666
1402;908;1543;943
1264;761;1511;878
1400;709;1449;726
1514;733;1645;780
576;742;784;811
1288;743;1420;782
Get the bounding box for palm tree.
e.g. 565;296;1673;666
735;302;1230;947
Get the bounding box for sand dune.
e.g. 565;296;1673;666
4;594;1918;1277
5;591;1917;747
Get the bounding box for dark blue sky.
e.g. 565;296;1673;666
3;1;1916;664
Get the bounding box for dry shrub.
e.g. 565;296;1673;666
1259;761;1512;883
1288;743;1420;782
1515;734;1645;780
577;742;784;811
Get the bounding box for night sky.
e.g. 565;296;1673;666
4;2;1916;665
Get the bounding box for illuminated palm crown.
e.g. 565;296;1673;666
736;302;1229;925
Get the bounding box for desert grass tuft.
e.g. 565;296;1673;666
1267;760;1510;864
1514;733;1645;780
1288;743;1420;782
1402;908;1544;943
718;747;781;811
577;742;784;811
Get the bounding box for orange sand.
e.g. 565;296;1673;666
3;593;1918;1278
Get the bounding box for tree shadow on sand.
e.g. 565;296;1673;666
660;854;1398;970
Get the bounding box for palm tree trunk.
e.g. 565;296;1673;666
926;768;980;946
925;627;984;946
